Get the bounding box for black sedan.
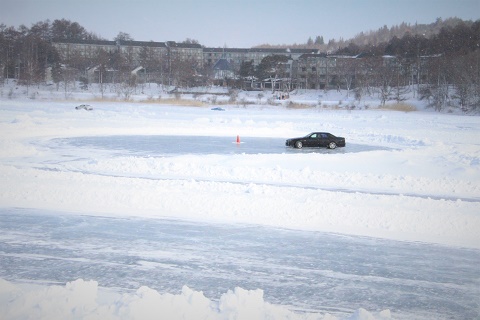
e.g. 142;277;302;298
285;132;346;149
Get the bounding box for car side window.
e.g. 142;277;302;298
310;134;317;138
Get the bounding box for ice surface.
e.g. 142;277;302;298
1;210;479;319
50;135;392;156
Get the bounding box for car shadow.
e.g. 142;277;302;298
284;143;396;154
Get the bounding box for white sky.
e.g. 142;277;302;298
2;0;479;47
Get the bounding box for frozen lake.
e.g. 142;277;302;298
2;98;480;319
1;209;479;319
49;135;393;156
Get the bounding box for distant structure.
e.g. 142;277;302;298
52;39;425;90
211;51;235;86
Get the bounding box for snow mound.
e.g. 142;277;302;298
0;278;391;320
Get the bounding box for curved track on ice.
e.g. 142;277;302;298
44;136;479;203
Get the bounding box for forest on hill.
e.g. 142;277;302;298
256;17;478;52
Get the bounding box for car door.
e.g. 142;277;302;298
305;133;320;147
318;133;329;147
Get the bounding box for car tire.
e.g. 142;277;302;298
295;141;303;149
328;142;337;149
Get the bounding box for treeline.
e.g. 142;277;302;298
254;19;480;112
259;18;477;52
0;18;479;111
344;17;477;49
0;19;203;93
0;19;103;92
334;20;480;111
336;19;480;57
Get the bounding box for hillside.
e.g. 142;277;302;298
255;17;477;52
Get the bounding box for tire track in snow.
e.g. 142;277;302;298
32;166;480;203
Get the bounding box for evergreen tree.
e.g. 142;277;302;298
314;36;324;45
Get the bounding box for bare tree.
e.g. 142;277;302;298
182;38;199;45
51;19;88;40
425;56;451;111
335;57;357;96
116;71;136;100
169;56;201;88
391;58;410;103
94;48;110;98
451;51;480;111
114;32;133;42
59;66;77;99
354;57;377;98
255;55;289;92
373;58;396;105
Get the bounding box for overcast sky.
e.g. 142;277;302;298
2;0;479;47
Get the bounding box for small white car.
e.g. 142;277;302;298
75;104;93;111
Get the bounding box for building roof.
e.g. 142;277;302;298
166;41;203;48
203;48;249;53
53;39;115;46
117;40;167;48
212;58;232;71
298;53;328;59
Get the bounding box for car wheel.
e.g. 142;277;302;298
295;141;303;149
328;142;337;149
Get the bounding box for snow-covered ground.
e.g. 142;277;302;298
0;82;479;319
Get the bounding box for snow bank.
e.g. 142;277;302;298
0;278;392;320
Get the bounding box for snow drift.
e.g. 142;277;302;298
0;278;392;320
